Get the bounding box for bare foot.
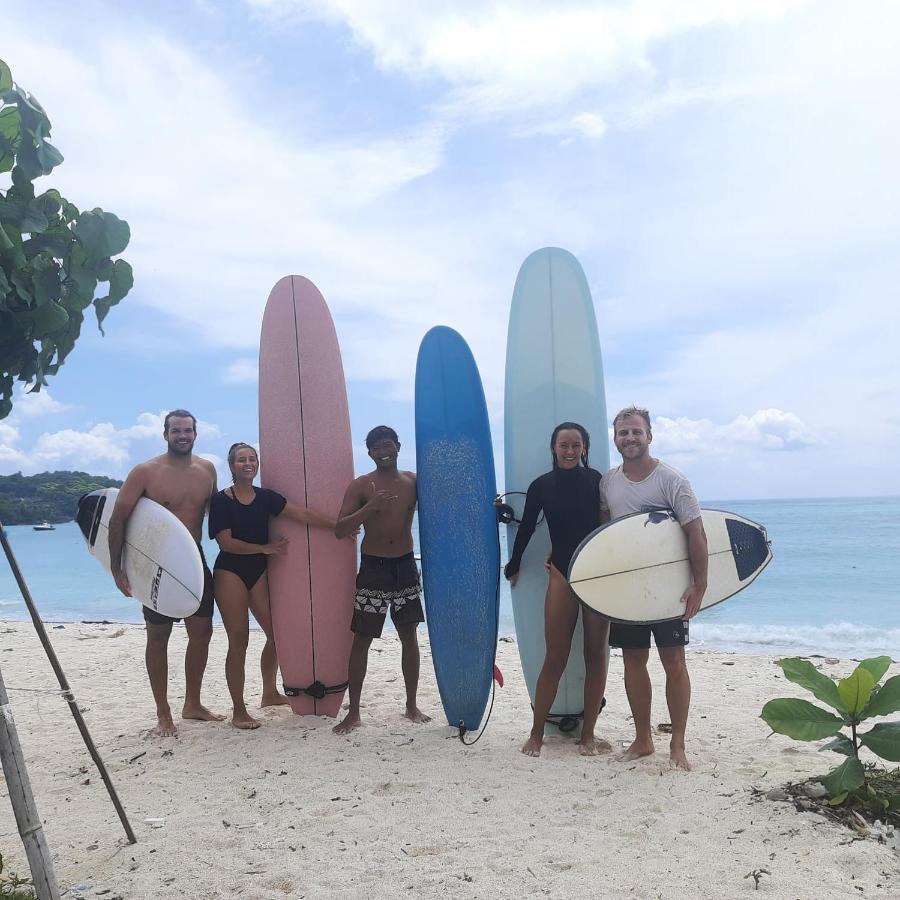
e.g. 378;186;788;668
404;706;431;724
231;711;262;730
260;692;290;708
521;734;543;757
151;712;177;737
579;736;613;756
333;711;362;734
669;745;692;770
620;737;655;761
181;704;225;722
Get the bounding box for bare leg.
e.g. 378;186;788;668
247;575;288;707
333;633;373;734
145;621;176;736
182;612;224;722
659;645;692;770
621;647;654;759
580;606;611;756
397;623;430;724
522;566;580;757
216;570;259;729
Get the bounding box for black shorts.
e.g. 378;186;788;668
609;619;689;650
351;552;424;639
143;545;215;625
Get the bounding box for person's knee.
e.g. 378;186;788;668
186;618;213;644
659;647;688;678
145;623;172;649
622;648;650;671
396;625;419;646
226;628;250;653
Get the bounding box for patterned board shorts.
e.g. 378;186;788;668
351;552;425;638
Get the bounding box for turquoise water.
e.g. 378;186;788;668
1;497;898;658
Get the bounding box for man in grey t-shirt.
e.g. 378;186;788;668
600;406;708;770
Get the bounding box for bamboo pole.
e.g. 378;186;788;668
0;663;60;900
0;522;137;844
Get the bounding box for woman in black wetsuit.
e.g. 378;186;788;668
504;422;610;757
210;442;338;730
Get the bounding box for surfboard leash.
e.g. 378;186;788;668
284;680;349;700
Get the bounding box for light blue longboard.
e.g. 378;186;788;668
416;326;500;733
504;248;610;734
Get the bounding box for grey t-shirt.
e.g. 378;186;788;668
600;460;701;525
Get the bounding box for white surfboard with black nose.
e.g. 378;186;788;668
76;488;204;619
568;509;772;624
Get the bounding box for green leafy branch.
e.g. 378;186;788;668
0;58;133;419
761;656;900;810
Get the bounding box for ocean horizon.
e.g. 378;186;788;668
2;495;898;659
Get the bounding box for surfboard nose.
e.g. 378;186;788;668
76;490;105;546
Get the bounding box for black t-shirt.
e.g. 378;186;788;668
208;487;287;547
506;466;602;578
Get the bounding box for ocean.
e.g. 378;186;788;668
1;497;898;659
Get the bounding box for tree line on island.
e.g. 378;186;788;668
0;470;121;525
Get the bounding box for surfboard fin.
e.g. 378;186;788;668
493;664;504;687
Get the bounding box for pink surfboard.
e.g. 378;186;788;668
258;276;356;716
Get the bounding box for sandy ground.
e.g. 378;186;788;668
0;619;898;899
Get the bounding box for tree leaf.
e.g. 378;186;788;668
106;259;133;303
820;757;865;798
862;675;900;720
838;667;875;716
74;209;130;259
779;658;846;713
859;656;893;685
760;698;845;741
30;300;69;335
818;734;855;757
859;722;900;762
0;60;12;94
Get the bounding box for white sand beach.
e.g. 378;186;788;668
1;620;898;899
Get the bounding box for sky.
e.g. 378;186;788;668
2;0;899;500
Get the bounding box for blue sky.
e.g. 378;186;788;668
2;0;898;500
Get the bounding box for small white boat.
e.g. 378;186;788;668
32;522;56;531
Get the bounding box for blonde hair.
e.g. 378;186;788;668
612;406;651;433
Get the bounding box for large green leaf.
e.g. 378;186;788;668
820;757;865;797
859;722;900;762
30;300;69;334
862;675;900;720
0;60;12;93
779;658;846;712
74;209;130;259
21;201;49;235
859;657;893;685
818;734;855;757
838;667;875;716
106;259;133;303
0;106;20;141
760;698;845;741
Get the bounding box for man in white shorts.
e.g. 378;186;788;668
600;406;708;770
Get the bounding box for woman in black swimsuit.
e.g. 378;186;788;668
504;422;610;757
210;442;337;730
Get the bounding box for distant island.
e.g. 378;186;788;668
0;471;123;525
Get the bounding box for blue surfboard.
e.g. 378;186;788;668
415;326;500;732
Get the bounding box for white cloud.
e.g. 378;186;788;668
0;411;222;476
650;409;818;457
249;0;806;119
11;388;68;418
223;359;259;385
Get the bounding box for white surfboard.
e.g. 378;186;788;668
568;509;772;624
76;488;204;619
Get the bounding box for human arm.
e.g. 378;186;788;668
213;529;288;556
333;480;396;539
107;465;148;596
503;479;543;586
281;500;337;531
680;517;708;618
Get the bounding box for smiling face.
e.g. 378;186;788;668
553;428;585;469
229;446;259;483
368;437;400;470
613;414;652;462
164;416;196;456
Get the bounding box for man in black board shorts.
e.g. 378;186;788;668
332;426;430;734
108;409;223;737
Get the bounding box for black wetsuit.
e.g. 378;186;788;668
505;466;602;579
209;487;287;590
